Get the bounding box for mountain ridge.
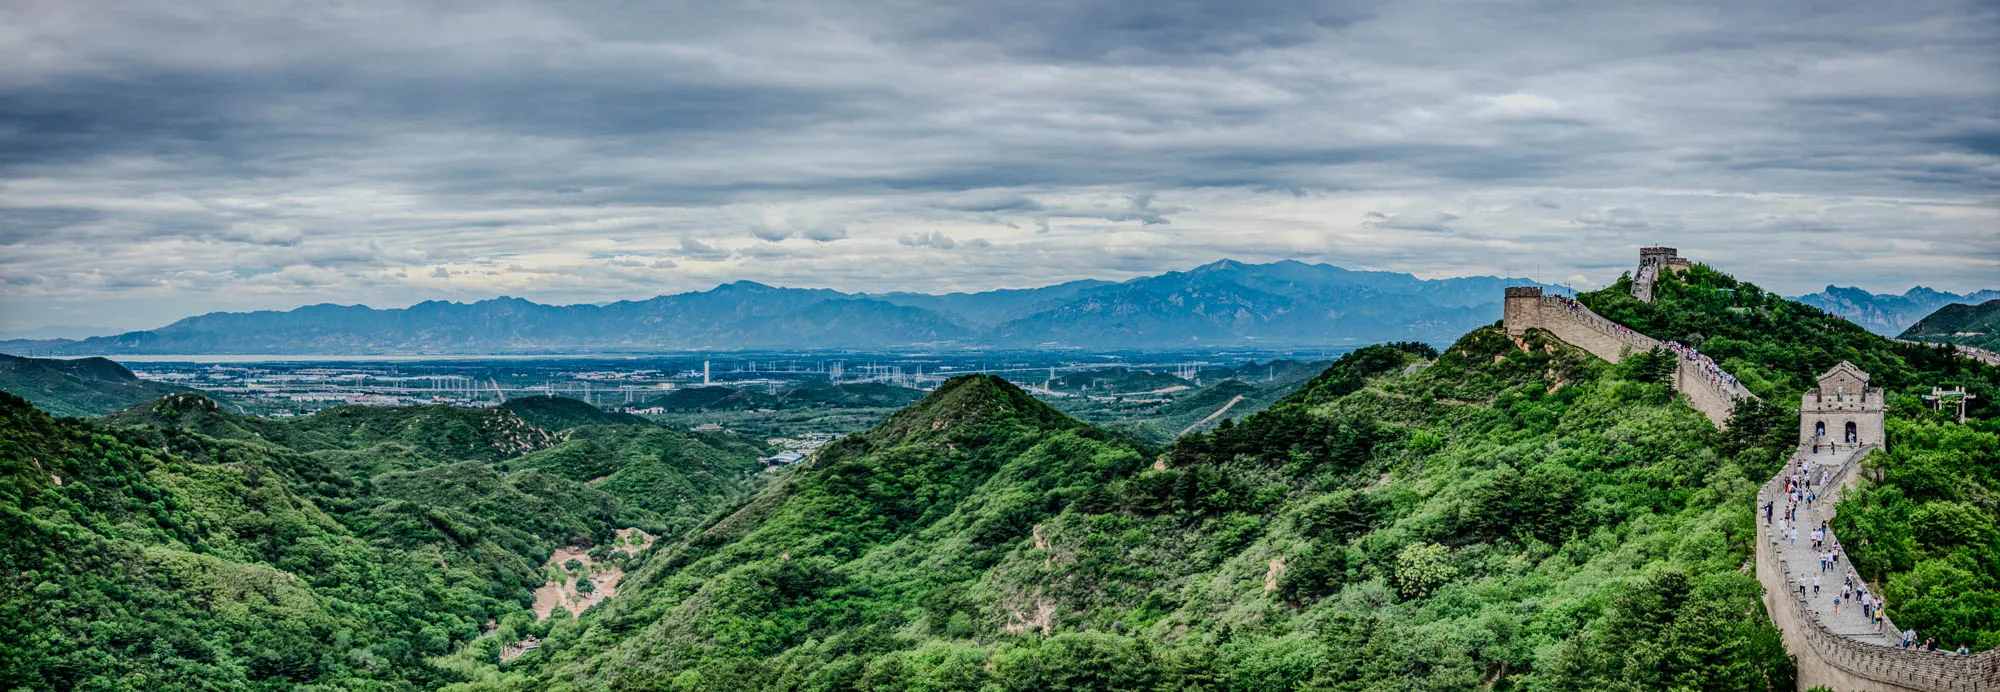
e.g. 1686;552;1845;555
0;260;1563;355
1898;298;2000;350
1794;285;2000;336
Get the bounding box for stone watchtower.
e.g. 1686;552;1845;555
1639;247;1679;270
1632;247;1692;303
1800;361;1886;450
1502;286;1544;336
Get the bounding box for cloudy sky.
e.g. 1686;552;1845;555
1;0;1996;335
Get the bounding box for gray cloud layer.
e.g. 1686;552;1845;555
1;0;1995;332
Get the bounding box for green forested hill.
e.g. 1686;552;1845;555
1069;359;1338;445
499;395;651;431
443;327;1805;690
1045;367;1191;394
109;394;558;464
0;387;766;689
644;385;782;412
779;381;927;408
0;353;198;417
507;424;768;533
1899;299;2000;350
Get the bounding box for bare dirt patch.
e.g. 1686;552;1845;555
529;527;654;620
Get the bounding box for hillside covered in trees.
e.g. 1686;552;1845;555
447;329;1811;688
1899;299;2000;351
0;354;200;418
0;394;764;689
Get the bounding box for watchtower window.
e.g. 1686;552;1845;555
1845;421;1857;444
1815;421;1825;437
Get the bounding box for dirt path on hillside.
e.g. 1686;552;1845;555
1180;395;1246;436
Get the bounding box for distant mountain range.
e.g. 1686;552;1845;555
1794;286;2000;336
0;260;1565;355
1899;299;2000;350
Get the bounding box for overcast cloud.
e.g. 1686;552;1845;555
1;0;1995;333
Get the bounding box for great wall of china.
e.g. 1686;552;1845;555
1502;248;2000;691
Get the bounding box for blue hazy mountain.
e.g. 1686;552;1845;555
988;260;1551;347
869;279;1114;326
1;261;1562;355
1794;285;2000;336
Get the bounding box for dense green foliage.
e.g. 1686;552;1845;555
1833;418;2000;651
0;391;764;689
0;354;198;418
1900;299;2000;350
499;395;650;431
645;386;782;412
507;424;767;532
444;318;1798;690
779;382;928;408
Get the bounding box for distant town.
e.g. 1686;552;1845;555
122;350;1354;418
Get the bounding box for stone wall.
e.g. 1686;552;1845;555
1502;292;1746;426
1504;292;1658;362
1756;445;2000;691
1503;287;1548;336
1801;408;1886;451
1631;263;1659;303
1675;361;1741;427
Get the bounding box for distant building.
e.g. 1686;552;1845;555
692;422;725;432
762;452;805;467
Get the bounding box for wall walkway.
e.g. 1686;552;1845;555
1632;263;1660;303
1756;445;2000;690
